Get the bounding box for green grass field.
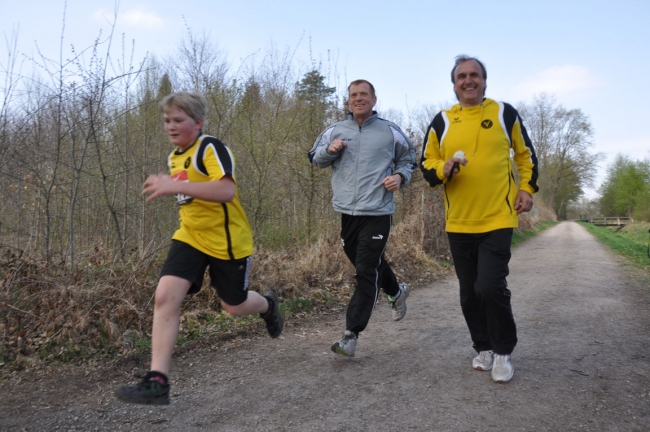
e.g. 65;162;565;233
578;221;650;274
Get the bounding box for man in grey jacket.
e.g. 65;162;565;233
308;79;417;357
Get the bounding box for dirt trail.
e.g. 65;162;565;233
1;221;650;431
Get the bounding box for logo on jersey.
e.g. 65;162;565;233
481;119;493;129
171;170;193;205
184;157;191;169
372;234;384;240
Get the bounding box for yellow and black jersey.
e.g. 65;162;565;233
168;134;253;260
420;98;539;234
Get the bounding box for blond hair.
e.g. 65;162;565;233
160;91;207;122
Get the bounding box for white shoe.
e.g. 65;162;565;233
389;283;410;321
491;354;514;383
331;331;357;357
472;350;494;371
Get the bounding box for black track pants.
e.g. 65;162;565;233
341;214;399;335
447;229;518;355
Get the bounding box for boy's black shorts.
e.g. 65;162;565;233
160;240;251;306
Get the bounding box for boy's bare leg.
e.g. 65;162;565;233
150;275;192;376
221;290;268;316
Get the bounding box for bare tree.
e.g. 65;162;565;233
171;23;229;94
518;94;603;218
0;25;23;171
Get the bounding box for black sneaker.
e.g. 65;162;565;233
261;291;284;338
115;371;170;405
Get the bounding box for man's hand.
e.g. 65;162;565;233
328;139;347;154
515;190;533;214
381;174;402;192
444;156;468;180
143;174;178;202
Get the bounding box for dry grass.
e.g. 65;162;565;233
249;236;352;300
1;193;551;368
517;201;557;231
0;250;160;365
0;210;449;368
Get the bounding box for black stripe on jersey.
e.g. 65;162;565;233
195;136;234;177
502;103;517;146
221;203;235;260
420;114;446;187
503;103;539;193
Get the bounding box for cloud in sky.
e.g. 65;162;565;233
91;7;165;30
597;135;650;160
509;65;605;101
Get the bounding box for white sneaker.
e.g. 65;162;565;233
331;331;357;357
389;283;410;321
472;350;494;371
491;354;514;383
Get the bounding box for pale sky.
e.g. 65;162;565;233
3;0;650;198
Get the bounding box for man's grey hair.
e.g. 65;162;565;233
450;55;487;84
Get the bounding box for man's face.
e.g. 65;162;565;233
163;107;202;150
453;60;487;107
348;83;377;121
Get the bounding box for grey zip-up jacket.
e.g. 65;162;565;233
308;112;417;216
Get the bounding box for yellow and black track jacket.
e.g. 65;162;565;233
168;134;254;260
420;98;539;234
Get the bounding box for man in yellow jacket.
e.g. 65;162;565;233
421;55;539;383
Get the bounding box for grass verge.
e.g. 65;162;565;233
578;221;650;274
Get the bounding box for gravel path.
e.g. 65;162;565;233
1;221;649;431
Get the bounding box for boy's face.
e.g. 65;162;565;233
163;107;202;150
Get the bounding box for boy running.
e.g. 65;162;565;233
115;91;283;405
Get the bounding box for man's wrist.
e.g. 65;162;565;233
395;172;405;183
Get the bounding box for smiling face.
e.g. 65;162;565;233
348;82;377;124
453;60;487;107
163;107;202;151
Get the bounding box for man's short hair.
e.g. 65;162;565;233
347;79;376;98
450;55;487;84
160;91;207;122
